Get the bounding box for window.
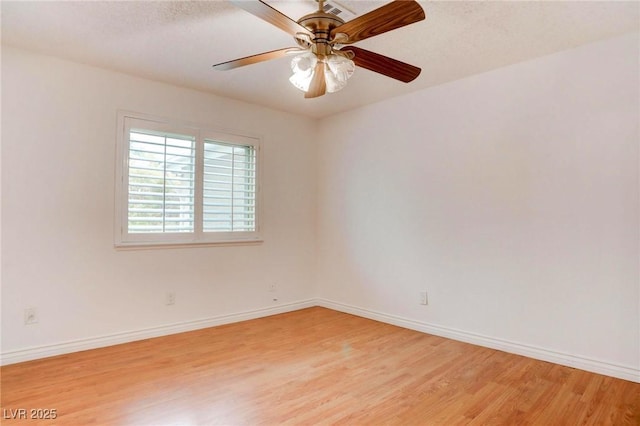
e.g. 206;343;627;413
115;112;261;247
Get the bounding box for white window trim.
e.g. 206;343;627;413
114;111;263;248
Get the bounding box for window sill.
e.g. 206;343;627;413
114;239;264;250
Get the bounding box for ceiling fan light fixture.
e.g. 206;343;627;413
289;70;313;92
289;52;354;94
324;66;345;93
325;54;355;93
289;52;318;91
290;51;317;74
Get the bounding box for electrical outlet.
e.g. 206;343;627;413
420;291;428;305
24;307;38;325
166;292;176;306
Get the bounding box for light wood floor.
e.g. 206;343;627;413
1;307;638;425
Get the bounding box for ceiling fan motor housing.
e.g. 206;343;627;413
296;10;344;57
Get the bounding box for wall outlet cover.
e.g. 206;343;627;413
24;307;38;325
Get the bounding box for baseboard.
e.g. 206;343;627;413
3;298;638;384
0;299;315;366
316;298;640;384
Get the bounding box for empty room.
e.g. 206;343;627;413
1;0;639;424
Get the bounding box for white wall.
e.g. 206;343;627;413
316;33;639;380
2;33;639;382
1;47;317;360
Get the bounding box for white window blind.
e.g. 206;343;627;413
203;141;256;232
128;130;196;233
115;112;261;247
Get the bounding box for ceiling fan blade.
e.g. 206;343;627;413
230;0;314;39
340;46;421;82
330;0;425;44
305;62;326;98
213;47;302;71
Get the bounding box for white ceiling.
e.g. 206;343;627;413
2;1;638;118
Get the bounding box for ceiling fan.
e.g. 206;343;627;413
213;0;426;98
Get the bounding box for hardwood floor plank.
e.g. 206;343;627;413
1;307;638;425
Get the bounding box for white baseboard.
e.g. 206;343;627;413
316;298;640;384
3;298;638;384
0;299;315;366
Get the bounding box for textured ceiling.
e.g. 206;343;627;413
2;1;638;118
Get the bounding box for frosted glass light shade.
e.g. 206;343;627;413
289;52;355;94
325;54;355;93
289;52;317;92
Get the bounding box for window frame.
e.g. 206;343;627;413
114;111;262;248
